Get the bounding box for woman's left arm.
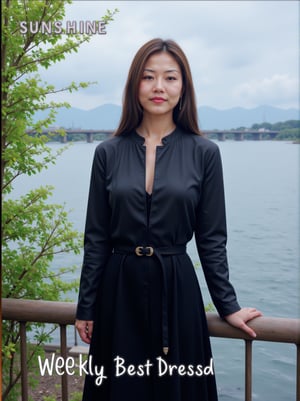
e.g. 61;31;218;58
195;142;262;334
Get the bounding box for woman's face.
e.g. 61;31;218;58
138;52;183;118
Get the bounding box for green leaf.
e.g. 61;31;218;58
1;2;118;399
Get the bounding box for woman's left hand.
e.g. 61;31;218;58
224;307;263;338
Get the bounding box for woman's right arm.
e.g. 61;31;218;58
76;145;112;330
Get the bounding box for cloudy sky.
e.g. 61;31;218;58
41;1;299;111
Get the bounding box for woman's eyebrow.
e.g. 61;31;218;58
143;68;179;73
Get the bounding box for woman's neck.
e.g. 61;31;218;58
137;114;176;141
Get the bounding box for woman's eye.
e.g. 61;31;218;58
142;75;153;80
167;76;177;81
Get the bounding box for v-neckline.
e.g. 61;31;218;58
129;127;180;195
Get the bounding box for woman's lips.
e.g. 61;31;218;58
151;97;166;104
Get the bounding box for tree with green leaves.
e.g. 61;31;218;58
1;1;118;399
251;120;300;141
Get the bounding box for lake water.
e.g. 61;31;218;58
11;139;299;400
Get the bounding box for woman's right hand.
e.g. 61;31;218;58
75;320;94;344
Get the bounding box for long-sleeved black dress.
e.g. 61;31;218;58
76;127;241;401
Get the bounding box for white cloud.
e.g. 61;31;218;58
233;74;299;108
37;1;299;110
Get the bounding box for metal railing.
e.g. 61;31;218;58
2;298;300;401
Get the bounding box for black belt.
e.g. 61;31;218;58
113;245;187;355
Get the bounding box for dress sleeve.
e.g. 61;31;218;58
195;144;241;317
76;145;112;320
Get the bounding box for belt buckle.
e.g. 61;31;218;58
135;246;154;257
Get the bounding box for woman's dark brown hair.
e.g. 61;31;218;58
114;38;201;136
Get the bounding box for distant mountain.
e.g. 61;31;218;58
33;103;122;130
32;104;299;130
198;106;299;130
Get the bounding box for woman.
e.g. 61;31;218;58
75;38;262;401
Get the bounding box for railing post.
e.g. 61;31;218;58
297;344;300;401
245;340;252;401
20;321;28;401
74;325;78;346
60;324;68;401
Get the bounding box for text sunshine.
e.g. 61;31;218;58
19;20;106;35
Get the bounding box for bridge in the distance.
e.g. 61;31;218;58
37;128;280;142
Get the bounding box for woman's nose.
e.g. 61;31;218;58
153;77;164;92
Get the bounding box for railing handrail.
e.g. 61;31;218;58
2;297;300;401
2;298;300;344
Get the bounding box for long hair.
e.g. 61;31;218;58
114;38;201;136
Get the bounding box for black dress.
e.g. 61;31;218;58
76;127;240;401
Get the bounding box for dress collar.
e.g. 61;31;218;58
130;127;180;146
